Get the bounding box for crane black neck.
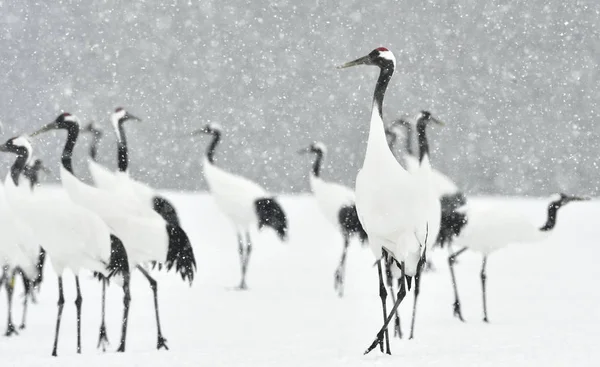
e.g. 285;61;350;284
10;153;28;186
540;202;562;231
206;131;221;164
23;164;40;190
416;119;430;163
61;124;80;175
372;63;394;120
90;133;101;162
117;119;129;172
311;150;324;177
404;123;414;156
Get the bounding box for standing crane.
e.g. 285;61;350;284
338;47;441;355
298;142;367;297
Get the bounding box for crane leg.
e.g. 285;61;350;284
375;260;391;354
481;256;489;323
97;277;110;351
385;255;402;339
19;270;30;329
137;265;169;350
334;234;350;297
51;276;65;357
448;247;467;321
239;232;252;290
116;272;132;352
365;268;407;355
75;276;83;354
237;232;245;289
4;271;17;337
409;248;428;340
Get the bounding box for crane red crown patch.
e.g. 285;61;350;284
376;47;389;52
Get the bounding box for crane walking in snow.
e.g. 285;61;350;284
338;47;441;355
0;133;130;356
298;142;367;297
47;110;197;352
449;193;588;322
189;123;287;290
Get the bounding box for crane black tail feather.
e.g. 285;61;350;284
153;195;181;226
255;197;288;242
106;234;129;279
164;225;197;285
435;192;468;248
339;205;368;246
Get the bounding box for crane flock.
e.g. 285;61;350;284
0;47;591;358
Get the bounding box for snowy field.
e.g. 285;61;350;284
0;191;599;366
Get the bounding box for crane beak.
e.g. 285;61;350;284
337;55;371;69
567;195;590;202
432;117;445;126
0;142;8;152
125;113;141;122
297;147;311;154
189;128;208;136
30;121;59;137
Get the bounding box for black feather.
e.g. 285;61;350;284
338;205;368;245
153;195;181;226
164;224;197;285
106;234;129;278
31;247;46;289
436;192;468;248
255;197;288;241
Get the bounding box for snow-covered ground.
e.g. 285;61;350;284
0;192;598;366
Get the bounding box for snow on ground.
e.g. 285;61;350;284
0;192;599;366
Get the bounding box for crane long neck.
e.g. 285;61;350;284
116;120;128;172
416;120;429;163
10;154;27;186
405;123;414;156
206;131;221;164
311;151;324;177
540;202;561;231
62;125;79;174
373;66;393;121
366;65;394;162
90;134;101;162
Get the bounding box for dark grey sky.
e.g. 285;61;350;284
1;0;599;195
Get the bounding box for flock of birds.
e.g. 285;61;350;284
0;47;589;357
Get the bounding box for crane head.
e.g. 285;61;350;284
298;142;327;155
190;122;222;136
550;193;590;207
416;110;444;126
337;47;396;70
31;112;79;137
82;121;103;137
111;107;141;129
0;135;33;161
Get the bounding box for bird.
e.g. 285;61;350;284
338;47;441;355
1;158;48;334
82;121;103;163
0;133;130;356
298;142;367;297
189;123;287;290
387;115;469;322
387;116;467;246
33;112;197;352
448;193;588;323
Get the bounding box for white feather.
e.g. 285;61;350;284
203;157;267;229
60;166;168;266
454;204;550;255
4;173;112;276
309;174;355;230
